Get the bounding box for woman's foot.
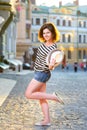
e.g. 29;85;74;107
53;92;64;105
35;121;51;126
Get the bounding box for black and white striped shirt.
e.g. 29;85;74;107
34;43;57;72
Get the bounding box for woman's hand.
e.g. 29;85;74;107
49;58;56;70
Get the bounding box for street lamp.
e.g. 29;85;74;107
76;7;79;63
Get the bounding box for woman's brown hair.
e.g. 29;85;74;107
38;22;60;43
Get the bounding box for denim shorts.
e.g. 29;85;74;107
34;71;51;83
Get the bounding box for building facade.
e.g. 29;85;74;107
0;0;33;68
16;0;32;60
0;0;18;61
31;2;87;64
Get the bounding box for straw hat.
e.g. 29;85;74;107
46;49;64;67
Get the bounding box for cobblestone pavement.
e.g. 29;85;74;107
0;70;87;130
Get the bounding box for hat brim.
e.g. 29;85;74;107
46;49;64;66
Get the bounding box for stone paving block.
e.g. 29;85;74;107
0;71;87;129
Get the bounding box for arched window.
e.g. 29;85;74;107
78;50;81;59
79;21;82;27
68;50;71;59
83;21;86;28
62;34;66;42
36;18;40;25
43;18;47;24
68;20;71;26
32;33;34;42
79;35;82;43
62;20;66;26
83;35;86;43
57;19;60;26
83;50;86;59
68;35;71;43
32;18;33;25
36;33;39;42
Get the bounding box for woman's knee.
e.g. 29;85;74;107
25;89;31;99
40;99;48;104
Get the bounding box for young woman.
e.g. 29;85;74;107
25;22;64;126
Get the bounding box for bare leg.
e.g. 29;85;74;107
40;99;50;124
25;79;58;101
39;84;50;124
25;78;56;125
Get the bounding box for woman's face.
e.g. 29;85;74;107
43;28;53;42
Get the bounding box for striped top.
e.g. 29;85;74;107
34;43;57;72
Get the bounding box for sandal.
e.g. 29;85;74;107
53;92;64;105
35;122;51;126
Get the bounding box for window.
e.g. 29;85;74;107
83;50;86;59
79;21;82;27
62;20;66;26
79;35;82;43
32;33;34;42
57;19;60;26
36;18;40;25
83;35;86;43
62;34;66;42
32;18;33;25
68;35;71;43
36;33;39;42
83;21;86;28
68;50;71;59
78;50;81;59
68;20;71;26
43;18;47;24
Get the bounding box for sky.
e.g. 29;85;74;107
36;0;87;6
